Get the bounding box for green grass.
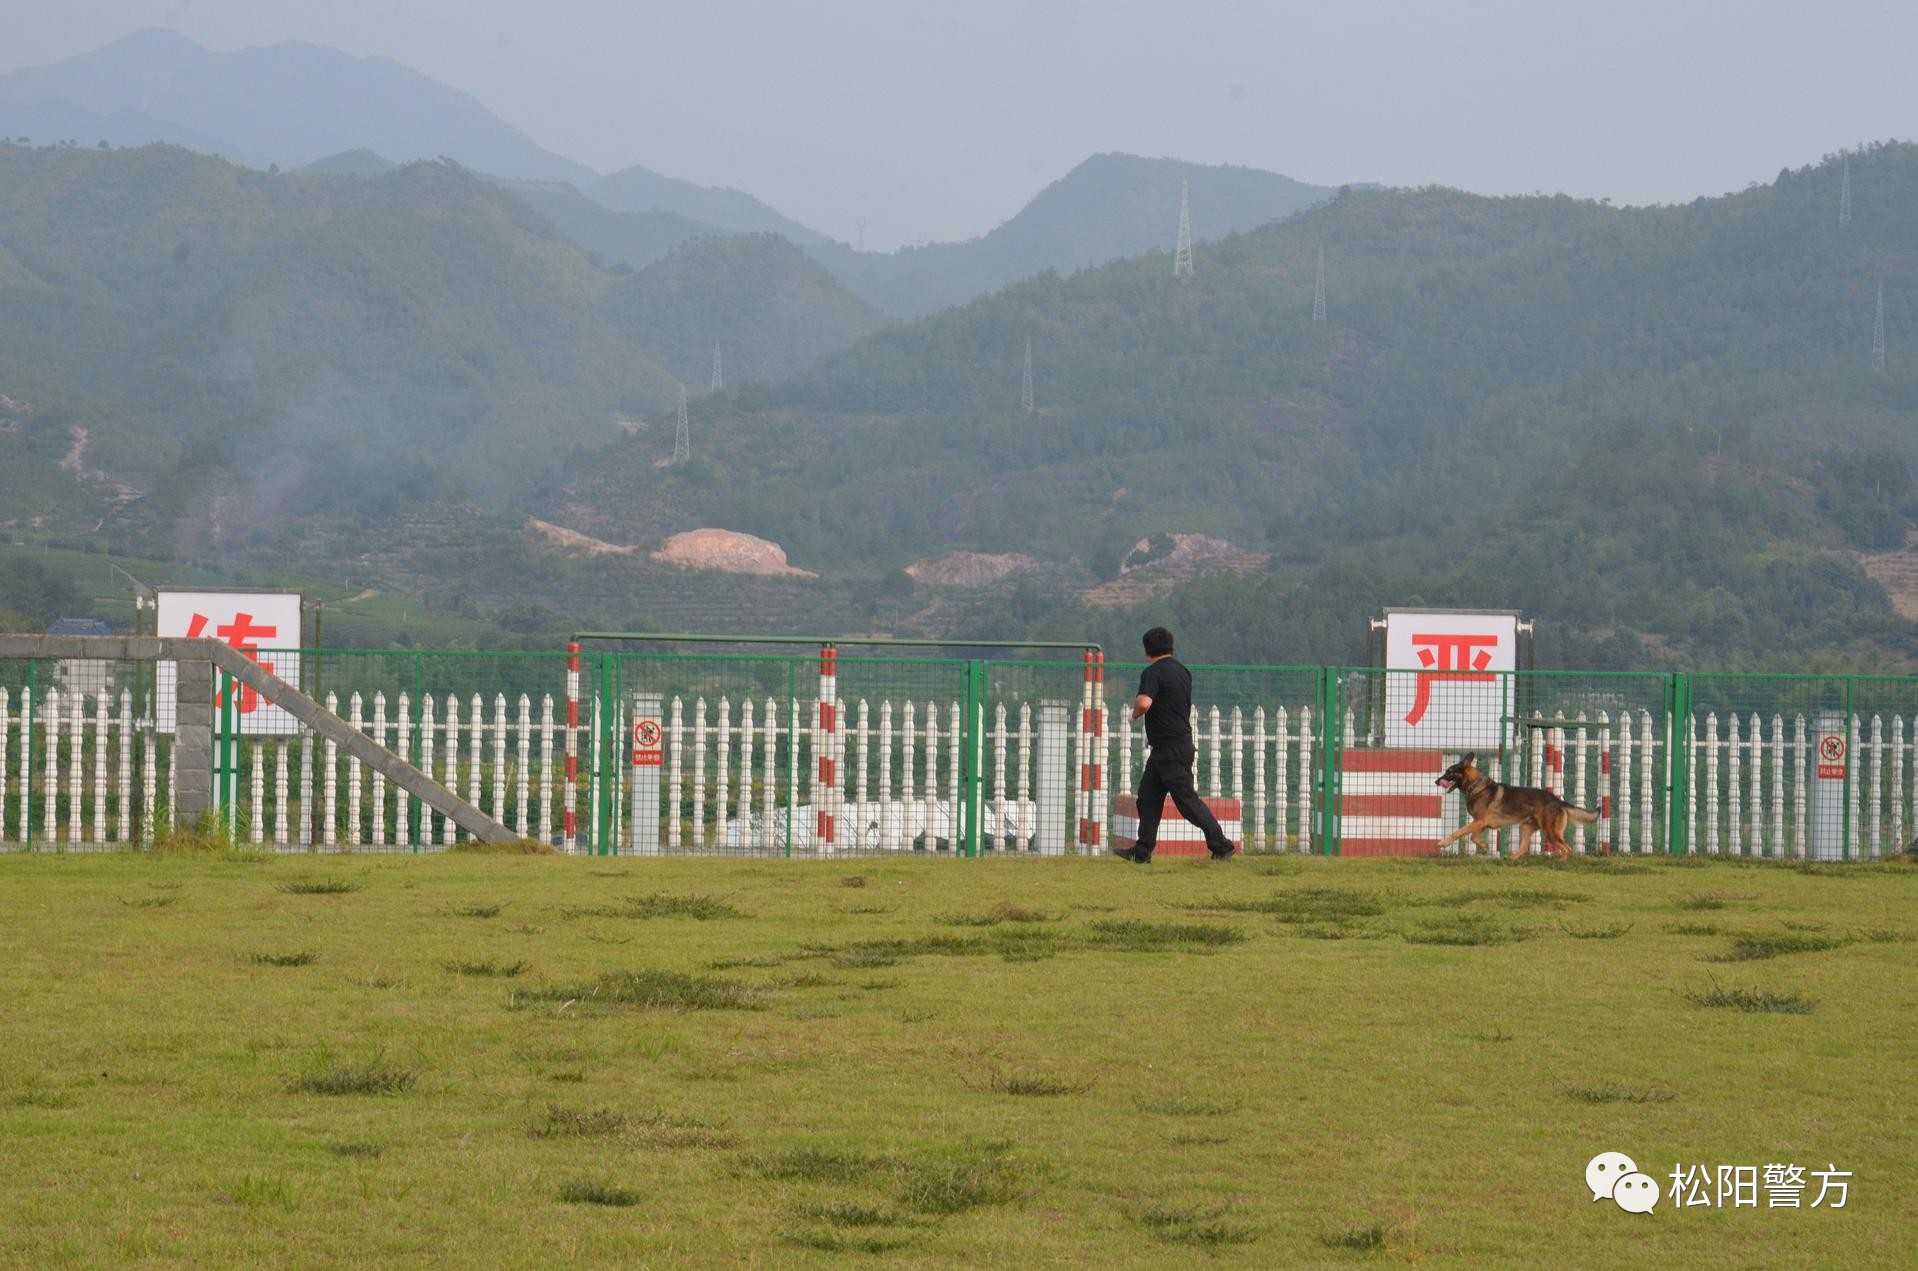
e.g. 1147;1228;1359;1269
1563;1084;1677;1105
557;1177;640;1207
1319;1221;1390;1250
1711;931;1847;961
442;959;529;978
287;1059;419;1096
1134;1202;1261;1246
972;1071;1095;1097
566;893;744;920
515;969;764;1011
248;950;319;967
0;852;1909;1265
1683;981;1821;1014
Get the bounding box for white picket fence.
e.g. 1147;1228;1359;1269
0;688;568;850
1350;708;1904;859
606;697;1322;854
1;684;1906;860
1687;711;1899;859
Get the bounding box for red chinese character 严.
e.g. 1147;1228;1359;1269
1404;633;1498;727
187;611;279;714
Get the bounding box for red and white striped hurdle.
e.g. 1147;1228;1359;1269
1111;793;1243;857
563;640;580;850
1078;650;1105;852
817;645;838;852
1339;748;1445;856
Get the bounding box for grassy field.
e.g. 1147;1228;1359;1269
0;849;1913;1267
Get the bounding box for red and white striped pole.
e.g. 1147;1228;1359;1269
1598;748;1613;853
817;644;837;852
564;640;580;851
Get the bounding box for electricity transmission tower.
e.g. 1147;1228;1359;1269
1312;244;1326;324
710;342;723;393
673;384;690;463
1173;180;1193;279
1873;280;1886;373
1021;337;1034;413
1840;157;1852;227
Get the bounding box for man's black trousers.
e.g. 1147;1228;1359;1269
1133;741;1230;856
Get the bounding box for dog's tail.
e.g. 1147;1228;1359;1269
1562;803;1598;825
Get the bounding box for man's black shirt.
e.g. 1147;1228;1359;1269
1137;657;1194;751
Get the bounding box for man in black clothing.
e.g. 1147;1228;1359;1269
1113;626;1237;863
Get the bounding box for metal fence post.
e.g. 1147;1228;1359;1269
785;658;795;858
594;654;611;855
604;655;621;855
1843;677;1854;862
963;659;983;858
1318;668;1336;855
1667;672;1690;855
218;667;233;834
410;652;422;851
23;660;34;851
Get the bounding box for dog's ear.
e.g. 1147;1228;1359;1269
1462;752;1476;766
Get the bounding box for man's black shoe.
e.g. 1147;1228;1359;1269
1208;842;1240;860
1113;846;1153;864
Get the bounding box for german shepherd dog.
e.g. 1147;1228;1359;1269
1434;753;1597;859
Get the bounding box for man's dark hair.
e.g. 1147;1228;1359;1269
1142;626;1175;658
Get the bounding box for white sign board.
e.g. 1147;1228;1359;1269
156;591;304;735
1383;610;1518;750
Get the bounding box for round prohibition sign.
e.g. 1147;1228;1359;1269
633;719;663;748
1819;734;1846;763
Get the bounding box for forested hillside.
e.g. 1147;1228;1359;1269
0;143;880;546
801;154;1334;316
566;144;1913;574
518;144;1918;667
7;136;1917;672
973;425;1918;671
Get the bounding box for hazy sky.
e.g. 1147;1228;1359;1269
7;0;1916;249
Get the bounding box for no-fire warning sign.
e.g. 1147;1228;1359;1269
632;718;663;767
1817;732;1847;781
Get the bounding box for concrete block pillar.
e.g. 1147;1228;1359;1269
173;656;214;826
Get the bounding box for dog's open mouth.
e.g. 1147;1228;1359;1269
1436;775;1458;790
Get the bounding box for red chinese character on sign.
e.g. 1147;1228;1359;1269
186;611;279;714
1404;633;1498;727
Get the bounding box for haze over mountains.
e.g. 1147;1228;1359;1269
2;30;1915;670
0;31;1335;316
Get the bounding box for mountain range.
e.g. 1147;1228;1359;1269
0;31;1337;316
4;31;1917;670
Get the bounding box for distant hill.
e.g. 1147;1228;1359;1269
301;155;739;271
0;35;1339;321
607;234;885;387
544;144;1917;607
0;144;883;552
591;163;831;246
1066;424;1918;671
578;154;1335;318
812;153;1336;316
298;149;398;177
0;98;275;167
500;178;726;272
0;28;596;182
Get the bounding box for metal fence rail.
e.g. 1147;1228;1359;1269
3;649;1912;861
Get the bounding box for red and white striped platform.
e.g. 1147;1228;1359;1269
1111;794;1243;857
1339;749;1444;856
